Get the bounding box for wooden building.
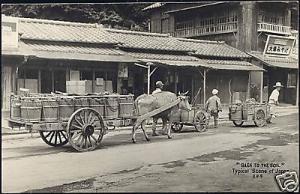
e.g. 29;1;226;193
144;1;299;105
2;14;263;114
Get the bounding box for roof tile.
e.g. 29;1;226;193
177;38;250;59
105;29;193;52
18;17;118;44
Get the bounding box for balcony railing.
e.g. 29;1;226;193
171;23;237;38
257;22;291;35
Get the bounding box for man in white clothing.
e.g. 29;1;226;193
268;82;283;118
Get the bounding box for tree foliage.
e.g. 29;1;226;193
1;3;151;31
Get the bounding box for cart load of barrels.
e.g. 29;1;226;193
229;98;271;127
10;92;135;127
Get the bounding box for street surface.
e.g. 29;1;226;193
2;113;299;192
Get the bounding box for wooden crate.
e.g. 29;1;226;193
66;80;92;95
104;97;119;119
119;95;134;118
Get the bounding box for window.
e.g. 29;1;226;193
287;73;297;88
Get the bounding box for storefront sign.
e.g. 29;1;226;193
263;35;295;57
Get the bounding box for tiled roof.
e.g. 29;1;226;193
19;41;136;62
126;51;199;62
105;29;193;52
248;51;298;69
18;17;118;44
200;59;264;71
177;38;250;59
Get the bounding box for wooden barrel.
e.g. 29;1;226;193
104;97;119;119
119;95;134;118
181;109;194;122
74;98;89;110
42;99;59;122
59;98;75;121
89;98;105;116
20;99;42;122
229;104;243;120
11;97;21;120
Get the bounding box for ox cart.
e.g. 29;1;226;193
228;99;271;127
8;92;198;151
8;93;134;152
170;105;210;133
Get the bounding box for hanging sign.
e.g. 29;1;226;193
263;35;295;57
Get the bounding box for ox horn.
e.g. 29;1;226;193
178;91;181;95
183;91;189;95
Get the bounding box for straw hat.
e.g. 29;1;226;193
212;89;218;95
156;81;164;88
273;82;284;88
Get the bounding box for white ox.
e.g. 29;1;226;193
132;91;191;143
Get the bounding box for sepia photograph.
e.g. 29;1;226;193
1;1;299;192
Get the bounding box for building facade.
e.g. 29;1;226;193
145;1;299;105
2;14;263;114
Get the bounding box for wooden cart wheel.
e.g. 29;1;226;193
39;131;68;147
67;108;105;152
171;123;183;133
233;121;244;127
194;111;207;132
254;109;266;127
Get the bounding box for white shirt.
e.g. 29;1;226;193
152;88;162;94
269;89;279;104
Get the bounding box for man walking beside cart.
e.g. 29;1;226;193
268;82;284;120
205;89;222;128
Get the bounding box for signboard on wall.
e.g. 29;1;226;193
1;15;18;49
263;35;295;57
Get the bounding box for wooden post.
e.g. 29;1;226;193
260;72;263;103
51;69;54;92
38;69;41;93
92;69;95;93
247;72;251;99
147;65;150;95
296;72;299;106
203;69;206;103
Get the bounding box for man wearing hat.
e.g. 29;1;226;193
205;89;222;128
268;82;284;118
152;81;164;94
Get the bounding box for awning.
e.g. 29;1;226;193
248;52;298;69
18;41;137;63
199;59;265;71
127;51;204;67
128;51;264;71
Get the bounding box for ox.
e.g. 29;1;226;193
132;91;191;143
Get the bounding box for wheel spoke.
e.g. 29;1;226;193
75;116;83;127
91;134;98;143
88;136;94;147
61;131;67;140
84;110;89;124
71;131;81;141
72;124;83;130
87;111;94;124
54;132;58;145
44;132;52;139
49;132;55;143
79;113;85;125
57;131;62;144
